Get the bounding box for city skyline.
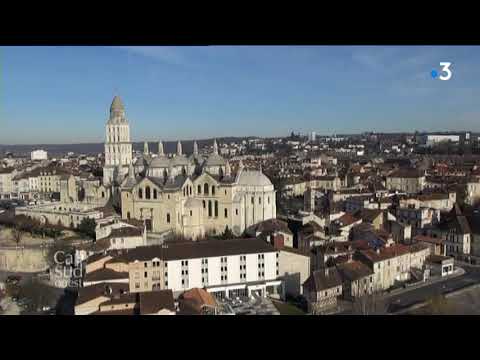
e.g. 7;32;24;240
2;45;480;145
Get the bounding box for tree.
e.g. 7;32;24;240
220;226;234;239
18;278;58;313
12;225;23;246
77;217;96;240
351;291;387;315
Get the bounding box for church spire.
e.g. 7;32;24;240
158;141;164;156
193;141;198;156
177;141;183;156
213;139;218;155
144;141;149;155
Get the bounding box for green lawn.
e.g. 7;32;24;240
272;300;306;315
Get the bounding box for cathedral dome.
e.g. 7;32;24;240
237;169;272;187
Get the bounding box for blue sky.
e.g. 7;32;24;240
1;46;480;144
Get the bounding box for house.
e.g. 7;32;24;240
278;247;311;297
429;204;471;261
427;255;454;277
336;260;374;299
178;287;219;315
246;218;294;248
356;243;412;291
302;267;343;314
413;234;446;256
74;282;175;315
386;168;426;193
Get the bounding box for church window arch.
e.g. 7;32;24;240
127;212;131;220
203;200;206;209
189;186;192;196
197;185;201;194
214;201;218;217
153;189;157;199
138;188;143;199
145;186;151;200
212;186;216;196
208;200;212;217
204;183;209;195
183;188;186;197
167;213;170;223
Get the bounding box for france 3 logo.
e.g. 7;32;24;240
431;62;452;81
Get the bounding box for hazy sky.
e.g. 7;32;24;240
1;45;480;144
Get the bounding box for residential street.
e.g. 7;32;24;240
386;263;480;313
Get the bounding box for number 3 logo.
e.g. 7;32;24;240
439;62;452;81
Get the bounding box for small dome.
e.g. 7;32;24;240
149;155;171;168
237;169;272;187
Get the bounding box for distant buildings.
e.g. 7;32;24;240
30;149;48;161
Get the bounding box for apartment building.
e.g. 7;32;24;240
81;238;282;300
386;168;425;193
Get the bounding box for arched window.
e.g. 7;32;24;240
101;192;105;198
146;186;151;200
259;197;261;204
167;213;170;223
224;208;228;218
198;185;201;194
183;188;186;197
204;183;209;195
208;200;212;217
127;212;131;220
153;189;157;199
138;188;143;199
212;186;215;196
268;196;270;204
189;186;192;196
214;201;218;217
203;200;206;209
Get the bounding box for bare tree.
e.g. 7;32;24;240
12;226;23;246
351;287;387;315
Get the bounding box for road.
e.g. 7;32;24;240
386;263;480;313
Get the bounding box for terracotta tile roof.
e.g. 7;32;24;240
413;235;444;245
336;213;361;227
337;260;373;281
182;288;217;309
388;168;424;178
359;243;410;263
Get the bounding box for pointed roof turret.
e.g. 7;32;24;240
108;96;127;123
177;141;183;156
213;139;218;155
144;141;149;155
193;141;199;156
158;141;164;156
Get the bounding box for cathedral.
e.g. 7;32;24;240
103;96;276;239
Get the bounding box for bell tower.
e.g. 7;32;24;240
103;96;133;186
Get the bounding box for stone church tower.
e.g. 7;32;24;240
103;96;133;186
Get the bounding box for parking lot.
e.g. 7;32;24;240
218;294;280;315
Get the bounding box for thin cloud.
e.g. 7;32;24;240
114;46;188;66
